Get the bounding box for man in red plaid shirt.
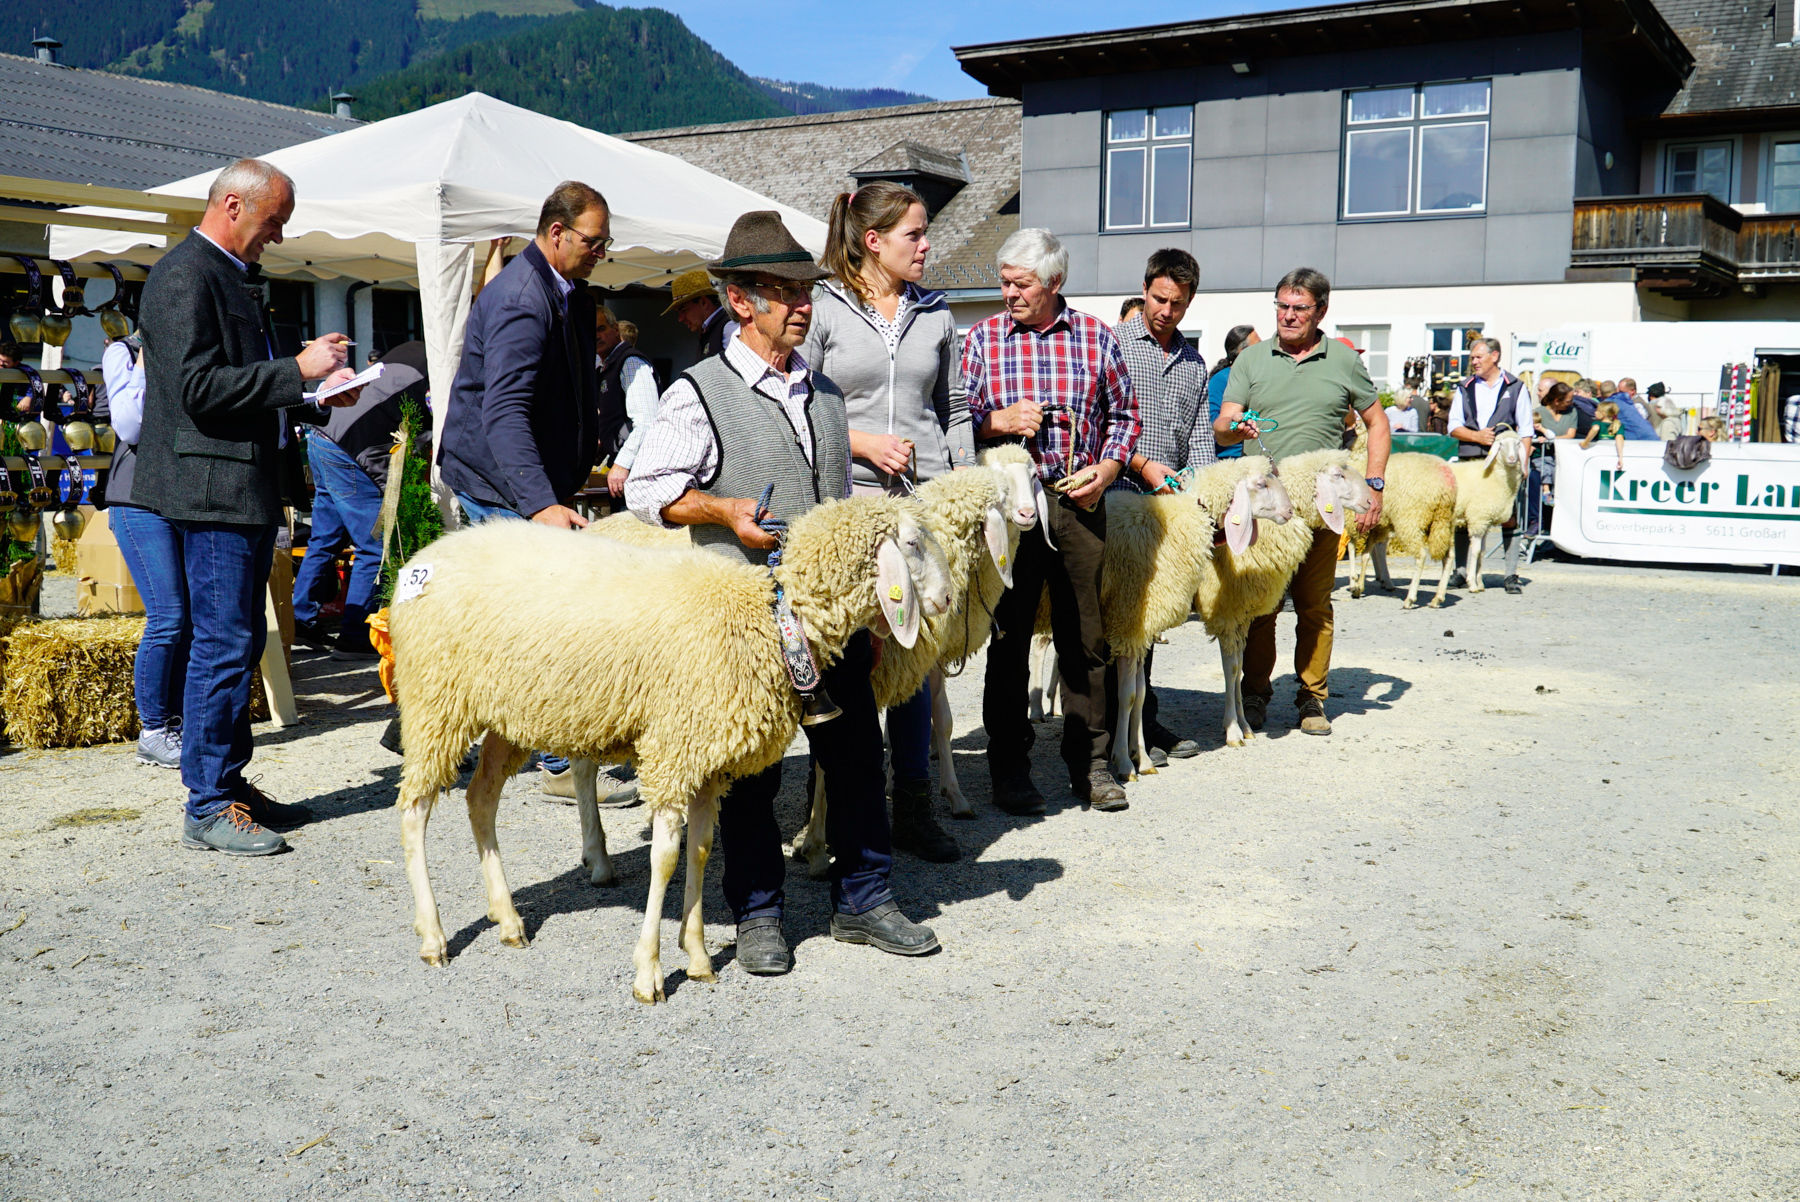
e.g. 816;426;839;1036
964;228;1141;814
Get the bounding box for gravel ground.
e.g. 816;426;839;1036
2;554;1796;1200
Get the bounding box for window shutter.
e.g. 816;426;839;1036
1780;0;1797;45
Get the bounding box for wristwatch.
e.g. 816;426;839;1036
1365;477;1385;491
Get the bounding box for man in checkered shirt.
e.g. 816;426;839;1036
1112;247;1215;765
964;228;1141;814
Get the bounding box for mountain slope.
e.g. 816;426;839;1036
353;6;789;132
755;78;936;116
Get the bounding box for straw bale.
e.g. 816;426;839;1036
51;538;78;574
3;617;145;748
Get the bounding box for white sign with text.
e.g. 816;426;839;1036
1551;440;1800;566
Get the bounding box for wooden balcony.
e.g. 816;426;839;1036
1571;195;1800;297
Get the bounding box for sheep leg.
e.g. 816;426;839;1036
632;805;686;1004
1348;541;1366;598
1027;632;1055;722
400;789;447;967
1404;548;1425;610
790;758;831;880
1220;639;1247;748
467;732;529;949
1428;552;1451;608
1109;654;1138;782
1463;528;1485;593
679;787;721;985
573;757;617;888
931;669;973;819
1372;538;1394;590
1131;655;1157;776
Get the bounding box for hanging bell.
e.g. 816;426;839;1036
52;506;86;541
94;424;117;452
798;688;843;727
63;420;95;451
16;420;47;451
6;508;37;543
8;311;40;344
98;306;133;340
38;312;72;347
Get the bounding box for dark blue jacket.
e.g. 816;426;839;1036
439;240;598;516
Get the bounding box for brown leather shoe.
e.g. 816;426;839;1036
1071;766;1128;812
1297;697;1332;736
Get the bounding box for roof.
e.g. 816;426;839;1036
955;0;1692;95
622;98;1019;291
0;52;360;192
1652;0;1800;119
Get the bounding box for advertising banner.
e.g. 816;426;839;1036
1551;440;1800;567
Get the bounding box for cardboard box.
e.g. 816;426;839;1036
75;509;145;617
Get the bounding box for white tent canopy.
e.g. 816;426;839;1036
49;91;828;483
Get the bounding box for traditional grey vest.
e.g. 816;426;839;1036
1455;372;1526;458
685;354;849;566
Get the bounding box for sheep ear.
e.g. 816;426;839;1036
876;536;921;649
1315;475;1347;535
983;505;1013;588
1225;476;1258;554
1483;436;1502;469
1031;475;1056;550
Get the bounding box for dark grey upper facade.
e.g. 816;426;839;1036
955;0;1799;299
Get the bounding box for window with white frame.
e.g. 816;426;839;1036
1337;325;1391;388
1665;141;1732;201
1428;323;1483;383
1342;81;1490;219
1104;107;1193;231
1770;140;1800;212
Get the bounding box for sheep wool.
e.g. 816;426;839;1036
588;510;691;549
1348;450;1457;608
1448;431;1526;592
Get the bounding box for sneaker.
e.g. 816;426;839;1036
538;764;641;807
1503;574;1522;595
182;801;289;856
240;777;312;828
1242;694;1268;732
829;901;940;956
1297;697;1332;736
136;722;181;769
539;766;577;800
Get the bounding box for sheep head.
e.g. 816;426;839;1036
979;444;1042;530
1223;468;1294;554
1484;428;1526;475
1310;462;1376;535
874;515;951;648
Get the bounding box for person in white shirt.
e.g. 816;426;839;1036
1385;387;1421;434
1449;338;1533;593
593;304;660;497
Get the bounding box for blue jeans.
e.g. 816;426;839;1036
454;491;568;774
719;632;894;921
108;503;190;731
174;521;276;820
294;432;385;634
888;683;933;785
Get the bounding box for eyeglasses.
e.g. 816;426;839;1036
750;282;813;305
1274;302;1317;315
563;226;614;253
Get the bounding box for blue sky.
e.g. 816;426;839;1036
655;2;1298;100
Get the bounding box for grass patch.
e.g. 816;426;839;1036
51;808;142;828
419;0;578;19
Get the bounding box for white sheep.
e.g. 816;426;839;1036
1347;451;1458;609
791;459;1039;877
1449;429;1526;592
388;495;951;1003
588;508;690;548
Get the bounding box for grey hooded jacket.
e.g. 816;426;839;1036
801;279;973;490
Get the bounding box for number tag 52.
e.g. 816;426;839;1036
394;564;434;604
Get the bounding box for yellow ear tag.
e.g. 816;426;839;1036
888;585;903;601
998;553;1007;568
1230;515;1243;525
1324;503;1335;512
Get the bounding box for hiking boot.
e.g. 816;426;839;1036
1072;766;1128;812
136;721;182;769
735;917;791;976
182;801;289;856
596;766;641;809
891;779;959;863
830;901;940;956
240;778;311;829
989;769;1046;817
1297;697;1332;736
1146;721;1201;760
1242;694;1268;732
1503;574;1522;595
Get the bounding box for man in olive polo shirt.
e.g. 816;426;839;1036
1215;267;1390;735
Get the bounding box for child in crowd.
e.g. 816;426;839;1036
1582;400;1626;469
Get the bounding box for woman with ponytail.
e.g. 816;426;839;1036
802;180;971;863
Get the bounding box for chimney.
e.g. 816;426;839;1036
32;37;61;65
332;91;355;120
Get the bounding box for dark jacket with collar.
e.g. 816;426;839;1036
439;240;599;517
131;230;316;524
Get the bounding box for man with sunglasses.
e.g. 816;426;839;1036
626;210;939;979
1215;267;1389;737
440;180;611;531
